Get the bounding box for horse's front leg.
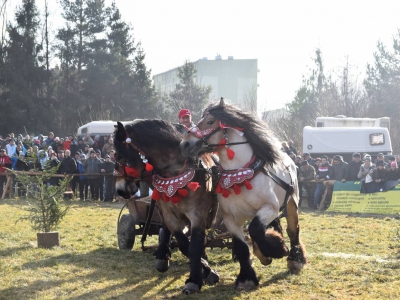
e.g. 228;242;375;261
223;215;259;290
248;204;289;266
286;198;307;273
154;225;172;273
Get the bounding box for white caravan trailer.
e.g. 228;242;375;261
76;121;131;138
303;126;392;162
315;116;390;130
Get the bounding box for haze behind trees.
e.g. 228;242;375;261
1;0;400;154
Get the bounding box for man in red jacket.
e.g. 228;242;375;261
0;149;12;197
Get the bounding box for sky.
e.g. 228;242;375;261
4;0;400;112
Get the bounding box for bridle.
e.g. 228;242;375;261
187;115;249;150
114;134;153;182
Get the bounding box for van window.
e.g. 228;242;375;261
370;133;385;145
81;127;88;134
316;122;324;127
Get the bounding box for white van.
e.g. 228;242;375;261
303;126;392;161
76;121;131;138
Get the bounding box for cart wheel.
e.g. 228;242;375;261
118;214;136;250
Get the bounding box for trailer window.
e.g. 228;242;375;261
316;122;324;127
81;127;88;134
370;133;385;145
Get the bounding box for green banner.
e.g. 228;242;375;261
326;181;400;214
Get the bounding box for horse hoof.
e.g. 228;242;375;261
287;260;305;274
155;259;169;273
205;270;220;285
182;282;200;294
236;280;258;291
259;256;272;266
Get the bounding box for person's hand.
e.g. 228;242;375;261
341;179;346;183
101;169;105;173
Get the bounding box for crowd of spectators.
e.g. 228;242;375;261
0;132;116;201
281;141;400;210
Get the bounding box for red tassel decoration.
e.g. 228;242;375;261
216;183;223;194
244;180;253;190
152;189;161;200
218;138;227;148
125;166;140;178
170;194;181;204
226;148;235;160
187;182;200;191
162;193;169;203
145;162;153;172
177;188;188;197
221;189;231;198
233;184;241;195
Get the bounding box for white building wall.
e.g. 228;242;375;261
153;58;258;109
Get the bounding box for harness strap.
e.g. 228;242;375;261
204;141;250;149
140;198;156;250
262;166;294;219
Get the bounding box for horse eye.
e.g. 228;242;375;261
207;120;214;125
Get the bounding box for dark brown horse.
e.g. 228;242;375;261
114;120;219;294
180;99;307;290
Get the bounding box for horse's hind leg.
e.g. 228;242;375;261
154;225;172;273
248;206;289;266
286;198;307;273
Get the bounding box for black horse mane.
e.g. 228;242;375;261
206;101;281;166
125;119;183;149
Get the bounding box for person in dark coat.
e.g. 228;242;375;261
385;162;400;190
83;150;102;200
46;152;60;187
77;154;88;201
15;152;29;197
101;155;115;202
346;153;363;181
369;160;388;192
313;155;333;209
298;160;316;208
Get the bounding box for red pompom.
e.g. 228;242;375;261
145;162;153;172
233;184;241;195
218;138;227;148
244;180;253;190
187;182;200;191
170;194;181;204
177;188;188;197
162;193;169;203
125;166;140;178
221;189;231;198
152;189;161;200
226;148;235;160
216;183;223;194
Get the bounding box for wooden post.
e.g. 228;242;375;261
1;172;13;199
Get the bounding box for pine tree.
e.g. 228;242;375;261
166;60;212;122
0;0;48;134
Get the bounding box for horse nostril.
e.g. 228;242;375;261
182;141;188;149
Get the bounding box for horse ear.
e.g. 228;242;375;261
115;122;126;141
219;97;226;108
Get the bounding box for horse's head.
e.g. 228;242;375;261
114;121;149;199
180;98;228;157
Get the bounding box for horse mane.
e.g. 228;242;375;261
125;119;183;149
206;101;281;166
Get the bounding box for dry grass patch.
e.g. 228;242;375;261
0;200;399;299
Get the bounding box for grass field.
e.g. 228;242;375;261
0;198;399;300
